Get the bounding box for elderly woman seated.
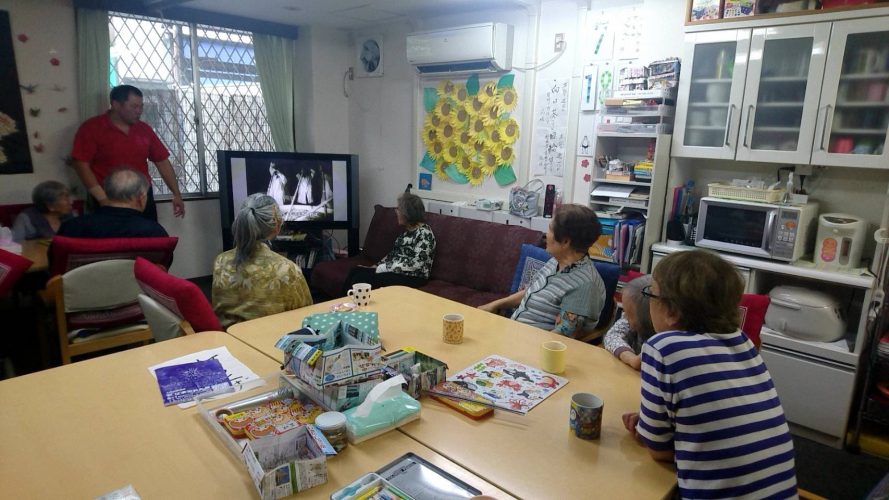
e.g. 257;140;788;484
12;181;75;241
212;193;312;328
479;204;606;338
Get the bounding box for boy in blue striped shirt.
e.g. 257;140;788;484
622;250;797;499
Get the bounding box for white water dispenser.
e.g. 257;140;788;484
814;213;866;271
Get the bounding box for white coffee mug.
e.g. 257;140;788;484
347;283;372;307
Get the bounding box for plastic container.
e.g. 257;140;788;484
315;411;348;452
707;182;784;203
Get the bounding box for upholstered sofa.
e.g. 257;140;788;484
311;205;544;306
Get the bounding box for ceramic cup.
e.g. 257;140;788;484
347;283;372;307
442;314;464;344
540;340;567;374
570;393;604;440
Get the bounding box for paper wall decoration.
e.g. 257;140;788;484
530;78;570;178
580;65;597;111
419;73;519;187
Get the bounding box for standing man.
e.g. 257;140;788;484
71;84;185;221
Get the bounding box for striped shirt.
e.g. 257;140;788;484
637;330;797;499
510;255;605;335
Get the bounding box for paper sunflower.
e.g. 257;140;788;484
442;141;463;164
466;164;486;185
457;130;475;150
454;85;469;104
498;118;519;144
478;81;498;103
494;86;518;112
465;95;484;115
439;121;458;142
453;106;470;126
434;158;450;179
495;144;515;165
479;149;499;175
480;102;502;127
457;154;474;175
437;80;457;99
428;139;446;160
435;99;455;119
422;123;439;147
488;127;504;145
427;111;444;129
472;139;486;156
469;116;487;139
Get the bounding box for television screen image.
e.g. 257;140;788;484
218;151;359;254
228;157;347;222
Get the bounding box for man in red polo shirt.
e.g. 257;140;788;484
71;84;185;221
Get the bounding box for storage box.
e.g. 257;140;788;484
723;0;756;17
242;426;328;499
380;348;448;399
285;312;383;389
589;217;617;259
690;0;724;21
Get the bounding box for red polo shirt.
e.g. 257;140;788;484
70;113;170;187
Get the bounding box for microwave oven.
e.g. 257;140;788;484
694;197;819;262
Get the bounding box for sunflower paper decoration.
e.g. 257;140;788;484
419;73;519;187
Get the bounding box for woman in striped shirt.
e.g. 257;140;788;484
622;249;797;499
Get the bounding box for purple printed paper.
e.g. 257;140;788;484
154;358;233;406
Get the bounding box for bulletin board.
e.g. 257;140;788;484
414;72;524;202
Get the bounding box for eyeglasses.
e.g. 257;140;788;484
640;285;662;300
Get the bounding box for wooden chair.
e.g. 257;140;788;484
46;259;153;364
48;235;179;277
133;257;222;339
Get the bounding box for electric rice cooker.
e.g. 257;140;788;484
764;286;846;342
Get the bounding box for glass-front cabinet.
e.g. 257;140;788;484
673;30;750;159
812;18;889;168
736;24;829;163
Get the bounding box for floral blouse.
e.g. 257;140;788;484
212;243;312;328
376;223;436;278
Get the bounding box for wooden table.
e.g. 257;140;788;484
0;331;510;499
227;287;677;499
20;239;49;272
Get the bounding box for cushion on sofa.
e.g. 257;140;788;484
427;212;542;294
420;280;504;308
510;244;552;293
362;205;401;262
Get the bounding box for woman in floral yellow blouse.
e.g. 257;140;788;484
212;193;312;328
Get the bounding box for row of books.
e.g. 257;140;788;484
610;218;646;269
292;248;320;270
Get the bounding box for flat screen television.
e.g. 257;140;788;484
217;150;359;254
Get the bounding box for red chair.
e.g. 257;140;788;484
739;293;770;349
0;248;33;296
133;257;222;339
48;235;178;276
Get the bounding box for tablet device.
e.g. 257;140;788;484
376;452;482;499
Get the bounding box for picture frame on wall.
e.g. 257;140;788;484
0;10;33;174
355;34;383;78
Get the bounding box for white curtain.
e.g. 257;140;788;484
76;8;110;121
253;33;296;152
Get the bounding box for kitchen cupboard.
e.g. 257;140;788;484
674;12;889;168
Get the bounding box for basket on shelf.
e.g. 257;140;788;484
707;182;785;203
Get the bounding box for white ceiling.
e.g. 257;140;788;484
171;0;537;29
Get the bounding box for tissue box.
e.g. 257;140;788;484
381;348;448;399
286;312;383;389
343;376;421;444
242;426;328;499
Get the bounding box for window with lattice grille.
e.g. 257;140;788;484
109;13;275;196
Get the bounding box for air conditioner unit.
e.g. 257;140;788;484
406;23;514;74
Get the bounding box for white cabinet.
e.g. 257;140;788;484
674;29;751;159
674;15;889;167
811;17;889;168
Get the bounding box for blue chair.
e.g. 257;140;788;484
509;244;620;341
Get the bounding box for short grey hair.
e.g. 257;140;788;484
31;180;69;213
104;166;149;201
232;193;279;267
397;193;426;225
622;275;655;342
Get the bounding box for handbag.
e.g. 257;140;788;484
509;179;545;218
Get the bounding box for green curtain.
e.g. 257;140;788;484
253;33;296;152
76;8;110;122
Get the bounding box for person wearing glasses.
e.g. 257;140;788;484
603;275;655;370
212;193;312;328
622;250;797;499
480;204;605;338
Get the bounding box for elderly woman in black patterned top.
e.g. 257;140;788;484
343;192;436;294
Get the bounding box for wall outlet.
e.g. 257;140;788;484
554;33;565;52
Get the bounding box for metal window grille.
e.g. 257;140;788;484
109;13;275;195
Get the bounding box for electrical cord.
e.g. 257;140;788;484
511;41;567;72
